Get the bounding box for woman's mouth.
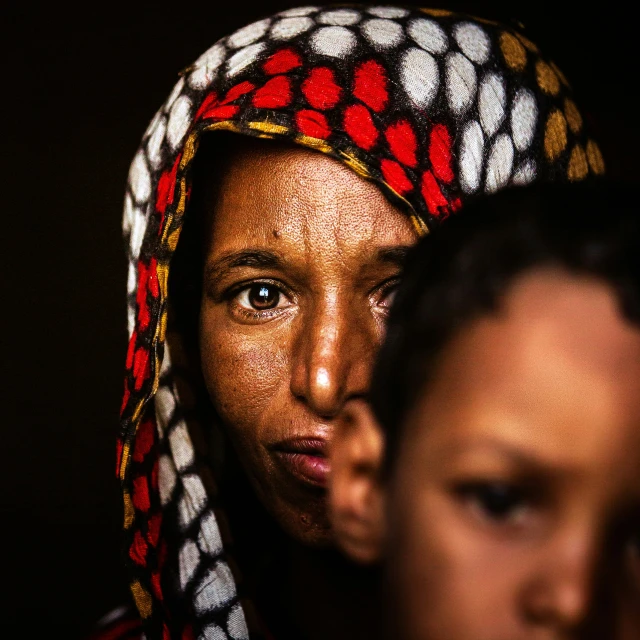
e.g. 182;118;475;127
271;438;330;488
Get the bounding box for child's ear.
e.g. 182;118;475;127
329;399;386;564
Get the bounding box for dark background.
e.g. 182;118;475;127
4;1;638;636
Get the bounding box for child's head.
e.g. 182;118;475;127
330;182;640;639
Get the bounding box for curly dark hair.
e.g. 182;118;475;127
369;181;640;469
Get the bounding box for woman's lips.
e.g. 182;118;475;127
271;438;330;488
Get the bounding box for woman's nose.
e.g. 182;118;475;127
289;298;371;417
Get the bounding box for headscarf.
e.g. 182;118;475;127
117;5;604;639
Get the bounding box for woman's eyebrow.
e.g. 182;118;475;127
205;249;284;281
377;245;412;267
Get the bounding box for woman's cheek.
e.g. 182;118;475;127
201;317;291;438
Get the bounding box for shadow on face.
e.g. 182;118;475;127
330;269;640;639
194;134;416;544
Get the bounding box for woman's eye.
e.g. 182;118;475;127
456;482;528;523
235;282;289;312
376;280;400;310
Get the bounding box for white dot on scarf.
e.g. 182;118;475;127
167;95;193;150
361;19;404;49
197;510;223;556
227;604;250;640
485;133;514;193
407;18;448;54
367;6;409;18
122;193;134;235
129;150;150;204
158;454;177;506
143;109;163;140
459;120;485;194
278;6;318;17
318;9;361;25
226;42;266;77
146;115;166;169
194;561;237;614
169;420;195;472
400;47;439;108
179;540;201;591
127;305;135;338
453;21;490;64
512;159;537;185
310;26;357;57
511;88;538;151
127;262;137;295
190;43;226;90
178;474;208;529
129;206;147;260
227;18;271;49
270;16;314;40
478;73;506;137
199;624;227;640
155;385;176;429
165;77;185;112
446;52;476;116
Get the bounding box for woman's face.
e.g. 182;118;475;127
199;141;415;544
386;270;640;639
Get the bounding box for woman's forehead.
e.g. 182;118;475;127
206;142;417;250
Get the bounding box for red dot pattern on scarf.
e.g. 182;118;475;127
194;92;219;121
302;67;342;110
221;81;255;104
133;418;155;463
353;60;389;113
344;104;378;151
380;158;413;195
201;104;241;121
385;120;418;168
182;626;195;640
295;109;331;139
263;48;302;75
133;347;150;391
156;154;181;217
133;475;151;512
151;572;163;601
429;124;454;184
147;512;162;548
253;75;293;108
130;529;148;565
422;170;450;217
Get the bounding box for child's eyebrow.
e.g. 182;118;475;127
205;249;284;281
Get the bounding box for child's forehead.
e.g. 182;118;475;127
407;268;640;484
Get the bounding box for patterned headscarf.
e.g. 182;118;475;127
118;5;604;639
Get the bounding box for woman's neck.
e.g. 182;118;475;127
219;458;384;640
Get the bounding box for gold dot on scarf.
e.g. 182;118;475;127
551;61;571;87
564;98;583;134
586;139;606;175
568;144;589;181
500;32;527;71
420;7;452;17
131;581;153;618
544;110;568;161
536;60;561;96
515;31;539;52
123;490;135;529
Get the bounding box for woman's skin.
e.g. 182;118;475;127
330;269;640;639
198;138;415;546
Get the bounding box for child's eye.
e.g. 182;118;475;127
455;481;529;523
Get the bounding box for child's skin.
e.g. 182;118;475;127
330;268;640;639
